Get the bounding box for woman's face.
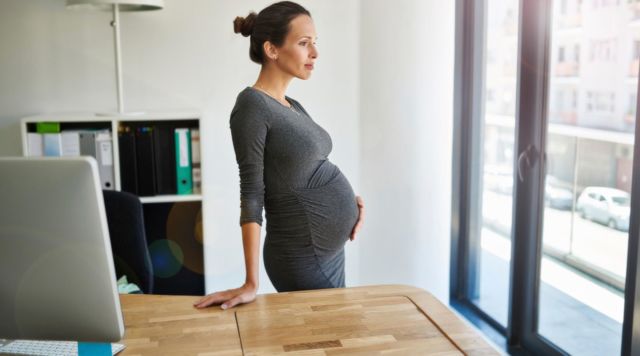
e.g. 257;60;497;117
271;15;318;80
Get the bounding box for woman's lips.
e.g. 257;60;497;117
305;64;314;70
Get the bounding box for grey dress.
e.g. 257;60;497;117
230;87;359;292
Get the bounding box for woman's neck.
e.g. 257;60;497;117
253;66;292;102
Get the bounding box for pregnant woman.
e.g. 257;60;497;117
195;1;364;310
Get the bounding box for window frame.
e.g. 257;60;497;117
451;0;640;354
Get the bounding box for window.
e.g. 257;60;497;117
592;0;621;7
453;1;640;355
586;91;615;113
590;39;617;62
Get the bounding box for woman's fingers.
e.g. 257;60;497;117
222;295;244;310
350;219;363;240
193;286;255;309
357;196;365;222
194;294;223;308
193;290;233;308
350;196;365;241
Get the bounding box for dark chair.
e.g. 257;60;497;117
102;190;154;294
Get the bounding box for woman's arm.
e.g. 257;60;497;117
194;93;269;309
241;222;261;288
193;222;260;309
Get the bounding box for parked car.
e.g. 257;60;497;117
576;187;631;231
544;176;574;210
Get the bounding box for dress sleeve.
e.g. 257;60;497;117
230;96;269;226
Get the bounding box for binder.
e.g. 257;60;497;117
79;130;114;190
118;126;138;194
36;122;60;133
135;127;157;197
43;133;62;156
95;132;115;190
174;128;193;195
27;133;43;156
191;167;201;195
61;132;81;156
190;129;201;194
79;131;97;157
153;124;177;195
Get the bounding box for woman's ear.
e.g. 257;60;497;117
263;41;279;61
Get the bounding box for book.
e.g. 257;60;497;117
26;133;43;157
118;126;138;194
153;124;177;195
190;129;201;194
135;127;157;197
36;122;60;134
174;128;192;195
42;133;62;156
61;132;81;157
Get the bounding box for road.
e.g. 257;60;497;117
481;190;628;279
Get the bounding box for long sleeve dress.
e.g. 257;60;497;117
229;87;359;292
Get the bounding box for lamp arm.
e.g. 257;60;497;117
112;3;124;114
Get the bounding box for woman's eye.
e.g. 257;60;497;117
300;42;307;46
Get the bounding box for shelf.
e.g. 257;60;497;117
139;194;203;204
21;111;201;123
21;112;205;295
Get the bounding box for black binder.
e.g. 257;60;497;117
135;127;157;197
153;124;177;195
118;126;138;194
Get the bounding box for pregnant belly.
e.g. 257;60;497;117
293;170;359;256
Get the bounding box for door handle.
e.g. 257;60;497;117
517;144;539;182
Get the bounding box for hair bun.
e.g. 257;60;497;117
233;12;257;37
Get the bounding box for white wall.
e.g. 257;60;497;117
0;0;454;302
358;0;454;302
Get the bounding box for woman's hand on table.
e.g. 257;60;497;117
193;282;257;310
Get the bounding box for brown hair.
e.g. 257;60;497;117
233;1;311;64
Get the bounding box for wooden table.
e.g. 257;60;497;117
119;284;499;355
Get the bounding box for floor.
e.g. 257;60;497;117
470;228;622;355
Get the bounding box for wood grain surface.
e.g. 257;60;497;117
119;284;499;355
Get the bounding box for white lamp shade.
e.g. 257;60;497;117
66;0;164;11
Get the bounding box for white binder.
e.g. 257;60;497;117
95;132;115;190
61;132;81;157
26;133;43;157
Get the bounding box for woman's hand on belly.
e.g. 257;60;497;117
350;195;365;241
193;282;257;310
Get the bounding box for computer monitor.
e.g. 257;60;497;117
0;157;124;342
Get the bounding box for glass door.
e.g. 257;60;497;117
453;0;640;353
467;0;520;328
536;0;637;354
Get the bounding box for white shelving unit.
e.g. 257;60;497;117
20;111;206;295
20;111;202;193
